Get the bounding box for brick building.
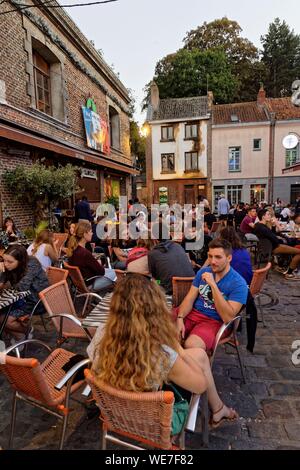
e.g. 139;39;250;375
0;0;135;228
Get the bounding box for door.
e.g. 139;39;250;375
291;184;300;204
184;185;195;205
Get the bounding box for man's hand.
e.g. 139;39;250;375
201;271;216;288
176;317;185;341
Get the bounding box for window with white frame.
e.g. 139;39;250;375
185;152;198;171
161;153;175;172
253;139;261;151
161;125;174;141
227;185;243;205
185;123;198;139
286;144;300;167
228;146;241;172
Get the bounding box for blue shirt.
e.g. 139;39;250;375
231;248;253;286
192;266;248;321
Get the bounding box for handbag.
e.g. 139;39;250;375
162;382;189;436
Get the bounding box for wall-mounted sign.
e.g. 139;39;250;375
282;134;299;150
104;178;120;198
82;106;110;154
159;186;168;204
81;168;97;179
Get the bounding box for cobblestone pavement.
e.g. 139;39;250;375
0;271;300;450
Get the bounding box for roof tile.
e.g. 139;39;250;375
148;96;208;121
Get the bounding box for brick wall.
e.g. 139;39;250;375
0;144;34;229
0;2;132;166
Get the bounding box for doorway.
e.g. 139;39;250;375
291;184;300;204
184;185;195;205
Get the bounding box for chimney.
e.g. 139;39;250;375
257;84;266;106
207;91;214;110
150;81;160;112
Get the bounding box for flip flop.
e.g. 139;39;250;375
210;404;239;429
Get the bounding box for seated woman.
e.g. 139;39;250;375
110;235;128;270
88;273;238;429
126;234;154;274
67;221;114;295
0;245;49;342
0;217;23;248
27;229;59;271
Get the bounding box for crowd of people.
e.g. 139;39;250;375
1;192;300;440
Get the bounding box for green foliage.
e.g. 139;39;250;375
145;48;238;105
130;121;146;172
261;18;300;97
105;195;119;209
3;163;79;203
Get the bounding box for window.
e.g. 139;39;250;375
161;126;174;141
185;123;198;139
185;152;198;171
227;185;243;205
228;147;241;172
161;153;175;172
250;184;266;204
109;106;120;150
33;50;51;115
253;139;261;151
286;144;300;167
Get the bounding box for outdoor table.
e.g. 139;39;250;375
82;292;173;328
0;289;31;339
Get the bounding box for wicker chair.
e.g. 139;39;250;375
250;262;275;328
0;339;87;449
39;280;94;346
63;262;103;315
46;266;68;285
27;267;70;335
52;233;68;257
84;370;186;450
172;277;194;307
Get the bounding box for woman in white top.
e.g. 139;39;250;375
27;229;59;271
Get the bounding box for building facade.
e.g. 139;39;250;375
212;88;300;210
0;0;135;227
145;83;212;207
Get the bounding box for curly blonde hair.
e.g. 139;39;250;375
92;273;179;392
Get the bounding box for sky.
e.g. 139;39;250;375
65;0;300;124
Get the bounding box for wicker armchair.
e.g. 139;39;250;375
84;370;186;450
52;232;68;257
63;262;103;315
46;266;68;285
172;277;194;307
0;339;87;449
39;280;95;346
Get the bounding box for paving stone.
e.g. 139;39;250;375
255;368;280;381
261;399;294;419
243;355;267;367
266;355;292;368
248;422;287;440
284;423;300;441
241;382;269;397
277;369;300;381
269;383;300;397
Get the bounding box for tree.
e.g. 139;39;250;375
183;17;263;102
261;18;300;97
144;48;238;107
3;163;79;227
130;120;146;172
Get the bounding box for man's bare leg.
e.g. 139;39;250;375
184;334;206;350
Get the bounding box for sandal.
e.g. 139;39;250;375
210;403;239;429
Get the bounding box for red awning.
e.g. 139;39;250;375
0;122;137;175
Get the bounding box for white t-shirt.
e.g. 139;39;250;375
27;243;51;271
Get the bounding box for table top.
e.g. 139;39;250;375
82;292;173;328
0;289;31;310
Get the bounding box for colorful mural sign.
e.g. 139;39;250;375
82;106;110;154
104;178;120;198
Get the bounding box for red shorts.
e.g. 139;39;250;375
173;307;223;351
